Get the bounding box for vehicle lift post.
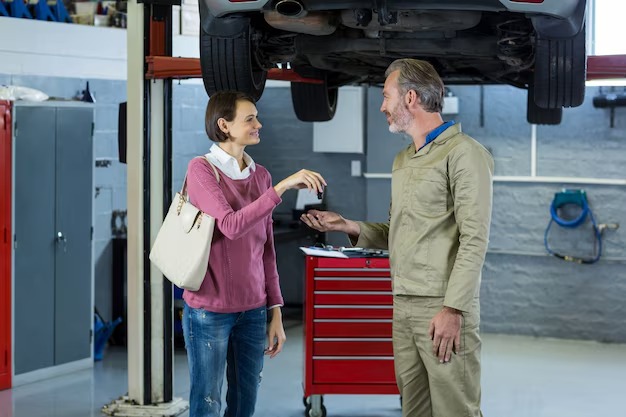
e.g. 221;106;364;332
102;0;184;415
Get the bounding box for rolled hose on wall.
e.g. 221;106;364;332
544;189;602;264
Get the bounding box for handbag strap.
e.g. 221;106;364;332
180;156;220;197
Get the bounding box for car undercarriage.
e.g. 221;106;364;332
200;0;587;124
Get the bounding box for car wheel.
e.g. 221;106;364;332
533;23;586;109
291;70;338;122
199;16;267;101
527;85;562;125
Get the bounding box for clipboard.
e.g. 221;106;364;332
299;247;349;258
299;246;389;258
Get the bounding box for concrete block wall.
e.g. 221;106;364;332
171;84;210;192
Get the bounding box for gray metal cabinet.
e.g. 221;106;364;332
12;102;94;375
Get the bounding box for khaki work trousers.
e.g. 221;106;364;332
393;296;483;417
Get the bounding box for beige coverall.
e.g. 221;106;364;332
353;123;494;417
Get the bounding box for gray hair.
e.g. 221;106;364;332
385;59;444;113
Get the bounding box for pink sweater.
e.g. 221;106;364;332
183;157;284;313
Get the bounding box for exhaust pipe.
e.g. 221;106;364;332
275;0;306;18
266;0;337;36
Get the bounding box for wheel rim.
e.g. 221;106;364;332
249;26;268;93
326;87;338;116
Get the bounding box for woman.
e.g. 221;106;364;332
182;90;326;417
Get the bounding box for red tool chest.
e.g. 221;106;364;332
302;256;399;417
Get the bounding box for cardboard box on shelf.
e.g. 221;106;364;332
72;13;94;25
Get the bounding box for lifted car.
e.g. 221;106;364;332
199;0;587;125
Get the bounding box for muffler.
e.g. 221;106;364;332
275;0;306;18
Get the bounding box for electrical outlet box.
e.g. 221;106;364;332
351;160;362;177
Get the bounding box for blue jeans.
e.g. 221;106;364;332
182;303;267;417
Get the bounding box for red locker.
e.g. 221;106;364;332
302;256;398;416
0;101;12;390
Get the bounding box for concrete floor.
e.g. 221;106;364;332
2;320;626;417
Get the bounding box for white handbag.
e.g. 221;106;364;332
149;157;220;291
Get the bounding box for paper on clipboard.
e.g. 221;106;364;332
299;247;348;258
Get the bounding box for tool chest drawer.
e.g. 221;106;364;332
312;339;394;356
311;257;390;270
312;321;392;338
314;277;391;291
313;306;393;319
313;292;393;305
312;358;396;384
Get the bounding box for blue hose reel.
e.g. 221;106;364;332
544;189;602;264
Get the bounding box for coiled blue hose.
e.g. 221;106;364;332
544;189;602;264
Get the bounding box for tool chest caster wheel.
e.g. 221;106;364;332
304;395;325;417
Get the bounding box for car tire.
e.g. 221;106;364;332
291;70;338;122
199;17;267;101
527;85;562;125
533;23;586;109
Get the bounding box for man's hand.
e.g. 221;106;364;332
428;307;462;363
300;209;360;236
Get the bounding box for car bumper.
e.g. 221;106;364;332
203;0;581;19
499;0;580;19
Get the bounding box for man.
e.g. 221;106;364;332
300;58;493;417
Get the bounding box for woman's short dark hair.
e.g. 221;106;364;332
205;91;256;142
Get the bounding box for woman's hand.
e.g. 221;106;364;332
265;308;286;359
274;169;326;197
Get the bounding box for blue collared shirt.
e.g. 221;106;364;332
419;120;456;150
